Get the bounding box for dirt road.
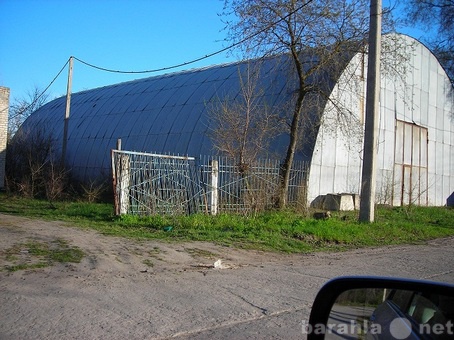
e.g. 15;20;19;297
1;213;453;339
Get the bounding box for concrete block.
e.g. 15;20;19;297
310;195;326;209
323;193;356;211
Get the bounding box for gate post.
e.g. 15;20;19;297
210;160;219;215
119;153;130;215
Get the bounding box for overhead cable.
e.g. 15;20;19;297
73;0;313;74
12;0;313;115
10;59;69;119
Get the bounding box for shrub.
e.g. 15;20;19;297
6;126;68;201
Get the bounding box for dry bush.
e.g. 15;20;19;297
79;179;108;203
6;126;68;200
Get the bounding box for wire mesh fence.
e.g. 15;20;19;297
112;150;309;216
199;156;308;214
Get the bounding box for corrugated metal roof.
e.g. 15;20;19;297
20;53;351;180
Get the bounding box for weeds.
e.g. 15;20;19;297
185;248;218;259
0;193;453;253
1;239;85;272
142;259;154;267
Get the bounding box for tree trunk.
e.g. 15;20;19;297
278;91;304;208
278;41;306;209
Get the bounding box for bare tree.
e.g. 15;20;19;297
8;87;49;140
6;126;53;197
207;64;281;166
222;0;397;208
403;0;454;84
6;124;67;201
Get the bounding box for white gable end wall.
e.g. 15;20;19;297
307;34;454;207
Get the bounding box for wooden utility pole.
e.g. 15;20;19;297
61;56;73;167
359;0;382;222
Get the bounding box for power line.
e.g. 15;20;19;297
10;0;313;117
73;0;313;74
9;59;69;120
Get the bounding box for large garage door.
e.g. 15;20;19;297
393;120;428;206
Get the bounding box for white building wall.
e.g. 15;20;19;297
307;50;366;202
307;34;454;206
0;87;9;190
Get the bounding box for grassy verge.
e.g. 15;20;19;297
0;193;453;253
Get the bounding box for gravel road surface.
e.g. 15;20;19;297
1;213;453;339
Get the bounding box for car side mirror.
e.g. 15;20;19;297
307;276;454;339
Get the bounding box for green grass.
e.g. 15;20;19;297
142;259;154;268
1;239;85;272
0;193;453;253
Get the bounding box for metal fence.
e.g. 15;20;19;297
199;156;308;214
112;150;308;216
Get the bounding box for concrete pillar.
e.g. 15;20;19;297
0;87;10;190
359;0;382;222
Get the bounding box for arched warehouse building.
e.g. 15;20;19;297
20;34;454;206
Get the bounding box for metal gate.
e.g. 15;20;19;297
112;150;309;216
111;150;204;215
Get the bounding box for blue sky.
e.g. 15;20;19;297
0;0;231;103
1;0;430;105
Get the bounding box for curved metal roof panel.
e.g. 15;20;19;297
20;52;351;181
